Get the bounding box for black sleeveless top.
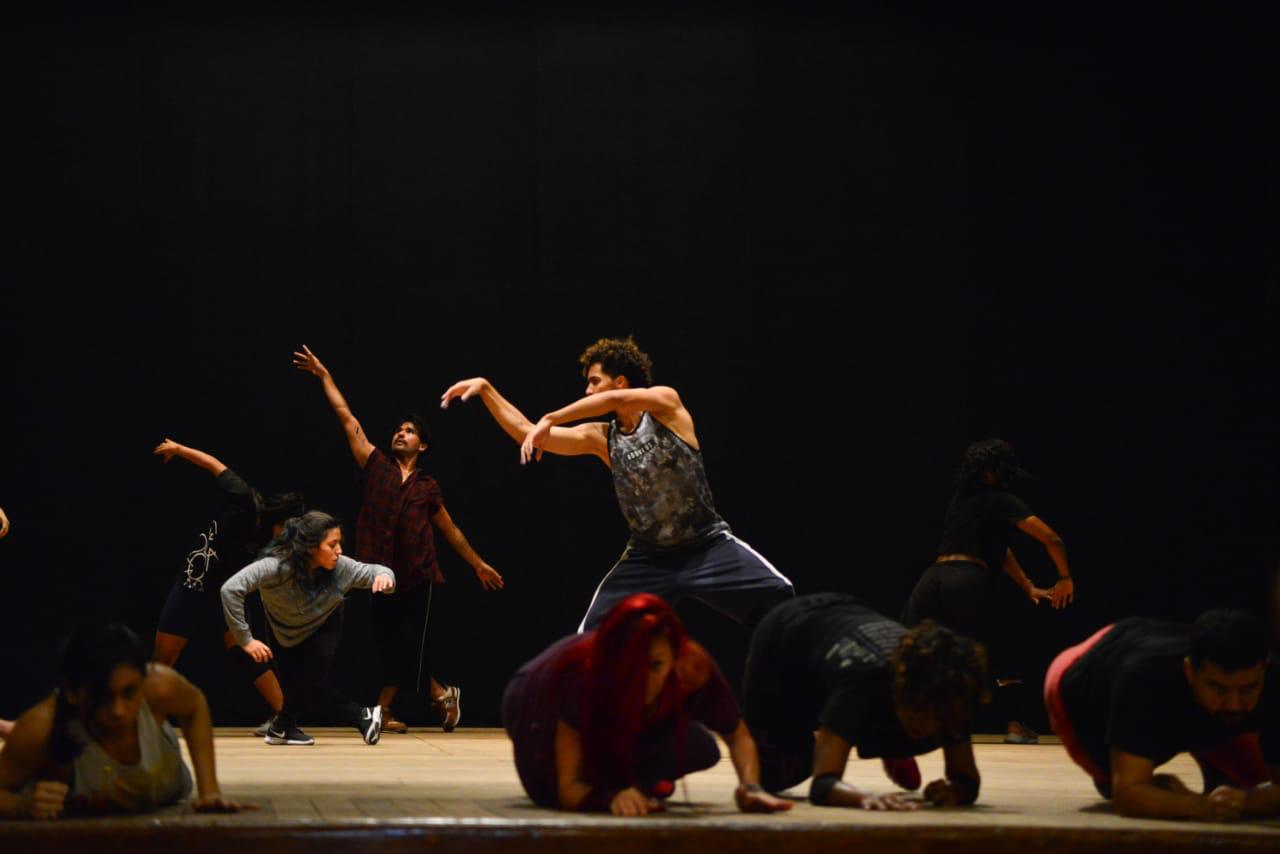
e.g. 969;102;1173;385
608;412;728;551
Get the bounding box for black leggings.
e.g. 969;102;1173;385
901;562;994;641
271;605;363;731
372;581;438;692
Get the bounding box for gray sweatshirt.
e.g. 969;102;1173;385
221;555;395;648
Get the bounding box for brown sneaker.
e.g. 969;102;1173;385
381;708;409;734
433;685;461;732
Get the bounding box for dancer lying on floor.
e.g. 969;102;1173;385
0;623;249;819
1045;608;1280;821
221;511;393;747
503;593;791;816
744;593;988;810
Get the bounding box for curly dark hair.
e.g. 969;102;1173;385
955;438;1027;492
891;621;988;736
578;336;654;387
265;510;341;593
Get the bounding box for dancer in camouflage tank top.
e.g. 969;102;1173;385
442;336;794;631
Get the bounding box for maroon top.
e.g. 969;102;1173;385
355;448;444;588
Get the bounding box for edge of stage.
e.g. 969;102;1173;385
2;729;1277;853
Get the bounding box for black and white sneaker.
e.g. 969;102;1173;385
264;724;315;746
358;705;383;745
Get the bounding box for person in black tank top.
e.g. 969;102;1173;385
442;336;794;632
901;439;1076;745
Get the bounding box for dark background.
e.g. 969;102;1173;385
3;3;1276;729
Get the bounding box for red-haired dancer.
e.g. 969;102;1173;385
503;594;791;816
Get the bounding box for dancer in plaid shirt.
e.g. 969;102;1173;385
294;345;504;733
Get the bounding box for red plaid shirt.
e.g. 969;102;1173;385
355;448;444;588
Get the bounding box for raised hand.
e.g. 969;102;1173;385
241;639;273;663
440;378;489;409
520;417;553;465
153;439;184;463
475;563;504;591
292;345;328;378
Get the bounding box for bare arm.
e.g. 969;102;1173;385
441;378;608;463
543;387;681;426
431;506;504;590
0;698;66;820
1015;516;1074;608
0;506;8;539
153;440;228;476
808;727;916;810
1241;767;1280;818
1110;749;1244;821
721;721;791;812
1001;549;1052;605
145;665;250;812
924;741;981;806
553;719;659;816
293;345;375;468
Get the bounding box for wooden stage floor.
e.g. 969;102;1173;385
3;728;1278;852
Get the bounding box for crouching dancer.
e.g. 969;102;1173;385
744;593;987;810
221;511;394;746
503;594;791;816
0;623;249;819
1046;609;1280;821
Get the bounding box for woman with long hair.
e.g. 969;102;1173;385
221;511;394;747
0;623;247;819
902;438;1075;744
503;594;790;816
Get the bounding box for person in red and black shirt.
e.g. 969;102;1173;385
294;345;504;734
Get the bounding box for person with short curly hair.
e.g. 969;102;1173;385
742;593;988;810
442;336;794;632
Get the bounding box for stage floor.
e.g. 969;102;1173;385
4;729;1278;852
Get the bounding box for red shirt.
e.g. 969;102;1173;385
355;448;444;588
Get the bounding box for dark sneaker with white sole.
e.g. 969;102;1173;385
433;685;461;732
264;724;315;746
358;705;383;745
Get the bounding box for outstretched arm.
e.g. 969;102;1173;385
145;665;252;813
1015;516;1074;608
293;345;375;468
441;378;608;463
1001;549;1053;605
721;721;792;813
431;506;504;590
153;440;228;476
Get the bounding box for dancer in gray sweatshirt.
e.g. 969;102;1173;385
222;510;395;746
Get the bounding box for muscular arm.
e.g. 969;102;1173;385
1015;516;1074;607
153;440;228;476
293;345;375;468
543;387;681;427
431;506;503;590
554;719;603;810
145;666;220;804
441;378;608;463
722;720;792;812
928;741;981;806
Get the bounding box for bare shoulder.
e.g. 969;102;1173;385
143;663;197;714
11;695;58;743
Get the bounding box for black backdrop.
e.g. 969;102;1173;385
3;3;1276;728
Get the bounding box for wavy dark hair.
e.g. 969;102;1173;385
578;336;655;388
249;490;306;549
954;438;1028;492
49;623;150;761
551;594;710;791
265;510;341;592
891;620;988;739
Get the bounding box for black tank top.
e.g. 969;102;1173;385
608;411;728;551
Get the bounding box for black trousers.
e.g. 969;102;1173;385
271;605;363;730
372;581;438;692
